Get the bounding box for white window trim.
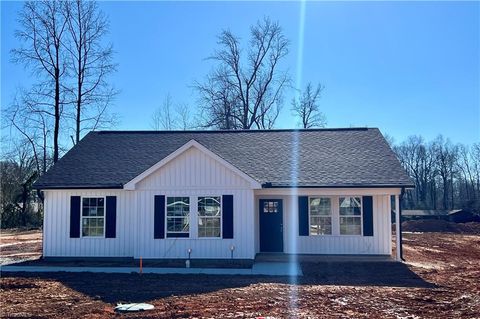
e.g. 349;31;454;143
197;195;223;240
338;196;363;236
308;196;333;236
80;196;106;238
165;196;191;239
163;195;224;240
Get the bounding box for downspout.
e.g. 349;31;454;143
399;187;405;261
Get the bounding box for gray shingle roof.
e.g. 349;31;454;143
34;128;414;189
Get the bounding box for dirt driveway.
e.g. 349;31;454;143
1;231;480;318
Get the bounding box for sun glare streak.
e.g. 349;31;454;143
289;0;306;316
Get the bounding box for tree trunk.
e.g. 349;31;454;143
53;68;60;163
76;92;81;143
441;173;448;209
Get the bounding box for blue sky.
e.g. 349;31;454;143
2;1;479;145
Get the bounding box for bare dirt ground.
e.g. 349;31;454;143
1;229;480;318
0;229;42;266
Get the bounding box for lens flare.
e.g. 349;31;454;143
288;0;307;316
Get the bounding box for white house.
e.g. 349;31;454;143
34;128;413;262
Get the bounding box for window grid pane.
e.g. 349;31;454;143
198;196;221;238
263;201;278;213
309;198;332;235
339;197;362;216
81;197;105;237
166;197;190;235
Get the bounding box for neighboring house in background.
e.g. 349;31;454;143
34;128;413;262
447;209;478;223
401;210;450;221
401;209;477;223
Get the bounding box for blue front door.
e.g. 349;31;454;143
259;199;284;252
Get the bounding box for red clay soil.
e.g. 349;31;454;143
1;230;480;318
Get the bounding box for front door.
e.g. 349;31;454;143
259;199;284;252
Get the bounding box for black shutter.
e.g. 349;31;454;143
222;195;234;239
70;196;81;238
298;196;309;236
362;196;374;236
105;196;117;238
154;195;165;239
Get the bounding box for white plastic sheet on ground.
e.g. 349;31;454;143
114;303;154;312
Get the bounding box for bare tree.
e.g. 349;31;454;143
151;94;174;130
393;136;436;208
432;136;459;210
1;138;41;227
5;89;53;175
176;103;194;130
393;135;479;211
195;17;290;130
151;94;195;130
291;82;326;129
196;76;240;129
64;0;118;144
12;0;69;163
472;143;480;194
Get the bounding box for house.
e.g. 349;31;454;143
447;209;478;223
401;209;450;221
34;128;414;262
400;209;478;223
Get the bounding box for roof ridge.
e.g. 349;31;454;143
95;127;374;134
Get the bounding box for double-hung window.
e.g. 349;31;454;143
166;197;190;237
339;197;362;235
309;197;332;235
81;197;105;237
198;196;221;238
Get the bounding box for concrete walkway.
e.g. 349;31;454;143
0;262;303;276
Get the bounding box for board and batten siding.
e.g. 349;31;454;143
43;189;135;257
135;146;256;259
43;146;256;259
254;193;393;255
43;143;396;258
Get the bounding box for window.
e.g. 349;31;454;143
198;196;221;238
309;197;332;235
339;197;362;235
263;201;278;213
166;197;190;237
82;197;105;237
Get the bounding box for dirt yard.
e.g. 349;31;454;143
0;229;42;266
1;229;480;318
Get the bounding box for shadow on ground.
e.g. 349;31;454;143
1;261;436;304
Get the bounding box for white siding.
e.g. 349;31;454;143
135;147;255;259
135;189;254;259
43;189;135;257
254;194;392;255
43;146;256;259
43;144;394;258
136;147;251;190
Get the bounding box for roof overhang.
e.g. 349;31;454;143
34;185;123;190
261;183;416;189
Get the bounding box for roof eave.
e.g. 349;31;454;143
33;184;124;190
261;183;415;189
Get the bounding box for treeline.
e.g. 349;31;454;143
1;144;42;228
392;135;480;213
